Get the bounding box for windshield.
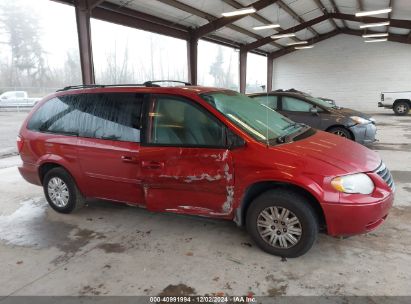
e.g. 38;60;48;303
200;90;303;143
305;96;338;109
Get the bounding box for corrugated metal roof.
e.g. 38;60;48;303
92;0;410;57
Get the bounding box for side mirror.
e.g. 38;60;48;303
227;129;246;149
309;107;319;115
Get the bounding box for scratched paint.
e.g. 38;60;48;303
184;173;222;183
222;186;235;213
223;164;233;182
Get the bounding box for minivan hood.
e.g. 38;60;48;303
273;130;381;173
328;107;372;120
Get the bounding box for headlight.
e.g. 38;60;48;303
331;173;374;194
350;116;370;124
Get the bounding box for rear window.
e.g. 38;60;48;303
27;93;144;142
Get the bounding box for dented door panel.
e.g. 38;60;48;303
139;146;234;217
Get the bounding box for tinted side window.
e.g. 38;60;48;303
27;97;73;133
252;95;278;110
75;93;143;142
147;95;226;147
28;93;143;142
282;96;312;112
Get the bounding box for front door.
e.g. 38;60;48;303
280;95;323;129
139;94;234;216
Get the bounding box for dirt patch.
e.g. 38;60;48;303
265;274;288;296
52;228;106;265
159;284;196;296
97;243;126;253
79;283;106;295
267;285;287;296
403;186;411;193
390;171;411;184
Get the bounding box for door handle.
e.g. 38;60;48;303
141;161;164;170
121;155;137;163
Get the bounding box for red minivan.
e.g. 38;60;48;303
17;83;395;257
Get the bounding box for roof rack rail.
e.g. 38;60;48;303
144;80;192;87
56;84;106;92
56;80;192;92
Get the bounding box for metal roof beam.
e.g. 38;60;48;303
221;0;302;42
244;14;329;51
156;0;283;49
87;0;104;10
332;12;411;30
387;0;393;33
329;0;348;28
270;30;340;59
313;0;338;29
341;28;411;44
357;0;364;11
92;7;190;40
193;0;278;38
277;0;319;37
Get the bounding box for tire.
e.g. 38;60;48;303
327;126;353;140
393;101;410;116
43;167;85;214
246;190;319;258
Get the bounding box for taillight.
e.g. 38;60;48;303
17;136;24;153
381;94;384;101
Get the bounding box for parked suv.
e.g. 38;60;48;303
248;91;376;145
18;83;394;257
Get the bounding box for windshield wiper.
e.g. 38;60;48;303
282;122;303;131
276;123;309;144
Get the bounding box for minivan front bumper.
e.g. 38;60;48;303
322;192;394;236
349;123;377;145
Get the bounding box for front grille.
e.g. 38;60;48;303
375;162;395;191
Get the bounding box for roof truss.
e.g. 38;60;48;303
52;0;411;60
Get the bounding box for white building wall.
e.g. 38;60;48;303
272;34;411;111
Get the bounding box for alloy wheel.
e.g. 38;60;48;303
333;130;347;137
47;177;70;207
256;206;302;249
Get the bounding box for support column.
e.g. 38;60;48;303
239;48;247;93
75;0;95;85
267;56;273;92
187;37;198;85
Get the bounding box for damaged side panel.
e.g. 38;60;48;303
139;147;235;217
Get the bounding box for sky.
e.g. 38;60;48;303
0;0;267;91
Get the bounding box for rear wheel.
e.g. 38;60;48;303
246;190;319;258
43;167;84;213
328;126;353;140
393;101;410;116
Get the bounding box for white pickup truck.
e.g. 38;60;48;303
379;91;411;116
0;91;41;107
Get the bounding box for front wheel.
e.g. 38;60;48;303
393;101;410;116
327;126;353;140
246;190;318;258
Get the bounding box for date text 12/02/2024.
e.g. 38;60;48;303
149;296;257;303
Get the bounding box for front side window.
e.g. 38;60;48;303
28;93;143;142
282;96;312;112
251;95;278;110
147;95;226;147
